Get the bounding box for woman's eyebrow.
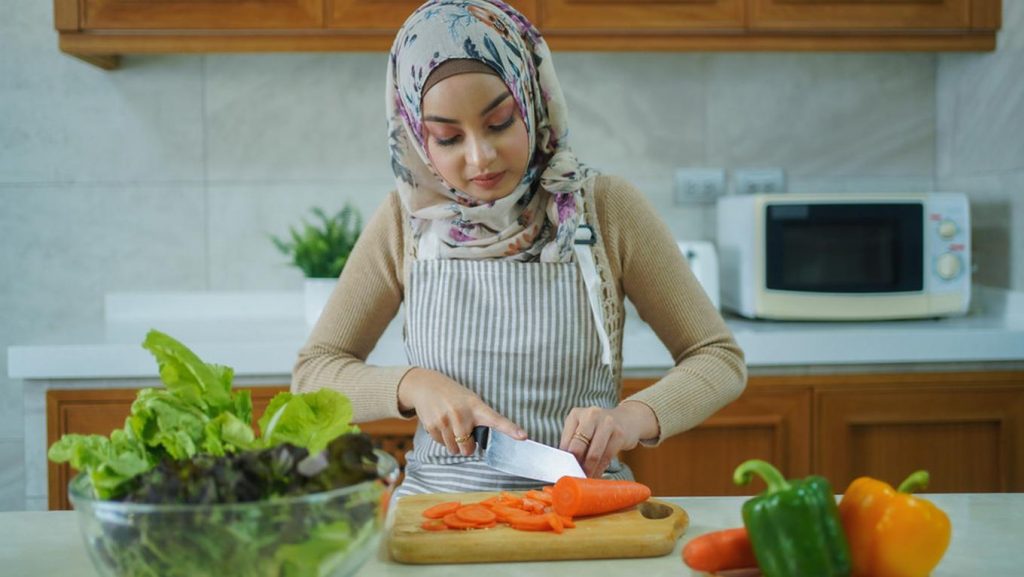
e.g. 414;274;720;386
480;92;511;115
424;93;511;124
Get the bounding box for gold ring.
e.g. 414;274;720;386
573;431;592;445
454;433;472;444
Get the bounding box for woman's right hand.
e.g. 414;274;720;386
397;367;527;456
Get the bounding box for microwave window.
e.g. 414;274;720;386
766;204;923;293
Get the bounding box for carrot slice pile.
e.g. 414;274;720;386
417;478;652;533
422;501;461;519
419;488;567;532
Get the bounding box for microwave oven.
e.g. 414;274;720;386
716;193;970;321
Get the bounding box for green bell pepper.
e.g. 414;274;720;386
733;459;851;577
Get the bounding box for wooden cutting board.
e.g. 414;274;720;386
387;491;689;564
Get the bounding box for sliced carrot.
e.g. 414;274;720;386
682;527;757;572
491;504;531;521
522;497;547;513
509;514;554;532
526;490;553;504
455;505;497;525
418;491;587;533
500;497;524;508
552;477;652;517
542;485;554;494
546;512;564;534
442;512;481;530
422;501;462;519
421;519;448;531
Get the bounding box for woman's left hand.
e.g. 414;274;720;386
559;401;660;478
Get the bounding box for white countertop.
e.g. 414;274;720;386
2;494;1021;576
7;286;1024;381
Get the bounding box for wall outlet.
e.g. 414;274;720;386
733;168;786;195
673;168;726;205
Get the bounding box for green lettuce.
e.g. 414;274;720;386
142;329;235;413
48;329;357;500
47;427;151;500
258;389;359;453
48;330;383;577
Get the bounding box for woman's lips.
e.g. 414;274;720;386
471;171;506;190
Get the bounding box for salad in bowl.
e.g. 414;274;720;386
49;330;397;577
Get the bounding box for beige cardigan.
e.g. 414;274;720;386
292;174;747;445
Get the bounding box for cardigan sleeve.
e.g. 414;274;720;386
291;191;415;421
595;175;748;444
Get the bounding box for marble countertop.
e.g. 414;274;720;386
7;286;1024;381
2;493;1021;576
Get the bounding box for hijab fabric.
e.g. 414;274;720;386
386;0;594;263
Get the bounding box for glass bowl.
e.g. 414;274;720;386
68;449;398;577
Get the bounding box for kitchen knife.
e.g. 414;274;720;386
472;426;586;483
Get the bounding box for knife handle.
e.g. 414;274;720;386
472;426;489;450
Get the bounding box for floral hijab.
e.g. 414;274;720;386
387;0;594;263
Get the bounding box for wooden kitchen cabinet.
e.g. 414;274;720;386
55;0;536;69
545;0;999;50
45;370;1024;510
68;0;324;30
750;0;990;31
541;0;745;33
620;378;812;497
622;370;1024;496
327;0;537;31
815;371;1024;493
54;0;999;70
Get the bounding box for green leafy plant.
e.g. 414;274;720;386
48;329;361;500
50;330;384;577
271;204;363;279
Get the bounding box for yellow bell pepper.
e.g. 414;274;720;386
838;471;952;577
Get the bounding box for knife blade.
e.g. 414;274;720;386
472;426;586;483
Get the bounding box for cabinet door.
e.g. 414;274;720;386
816;373;1024;493
542;0;744;31
327;0;537;31
80;0;323;30
620;379;812;497
750;0;978;30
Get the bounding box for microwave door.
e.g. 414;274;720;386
765;203;924;293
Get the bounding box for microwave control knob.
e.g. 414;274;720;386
936;253;962;280
938;220;958;240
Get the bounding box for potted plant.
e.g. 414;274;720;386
272;203;362;326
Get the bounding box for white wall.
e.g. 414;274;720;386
937;1;1024;290
2;0;1019;510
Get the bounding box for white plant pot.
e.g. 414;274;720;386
304;277;337;326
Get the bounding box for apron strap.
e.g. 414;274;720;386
574;223;613;367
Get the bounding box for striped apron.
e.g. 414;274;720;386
393;224;632;500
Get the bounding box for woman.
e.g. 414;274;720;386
293;0;746;499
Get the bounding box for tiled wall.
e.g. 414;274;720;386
1;0;1020;510
937;1;1024;290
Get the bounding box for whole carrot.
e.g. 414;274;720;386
552;476;651;517
682;527;758;572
